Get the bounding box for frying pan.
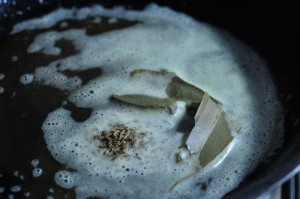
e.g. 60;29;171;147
0;0;300;198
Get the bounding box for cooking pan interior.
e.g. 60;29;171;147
0;1;300;198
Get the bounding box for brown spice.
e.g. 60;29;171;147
93;124;138;159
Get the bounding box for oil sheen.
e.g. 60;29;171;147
11;4;284;199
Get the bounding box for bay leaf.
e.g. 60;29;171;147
199;111;233;167
194;92;210;122
112;94;176;112
131;69;218;107
186;94;222;154
131;69;172;76
186;93;233;167
166;76;204;107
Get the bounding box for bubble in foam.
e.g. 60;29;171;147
0;87;4;94
108;17;117;24
20;74;34;85
0;73;5;80
0;187;5;193
19;175;25;180
8;194;14;199
16;11;23;16
93;17;101;23
10;185;21;192
60;21;68;28
32;168;43;178
31;159;39;167
11;55;18;62
24;192;30;197
54;170;78;189
13;170;19;177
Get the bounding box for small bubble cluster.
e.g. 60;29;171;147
31;159;39;167
20;74;34;85
32;168;43;178
11;170;25;180
0;73;5;80
54;170;78;189
11;56;18;62
10;185;21;192
8;194;14;199
0;187;5;194
24;192;30;197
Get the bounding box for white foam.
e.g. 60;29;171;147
27;31;62;55
0;73;5;80
0;187;5;194
11;8;75;34
31;159;39;167
32;168;43;178
8;194;14;199
54;170;78;189
10;185;21;192
60;21;68;28
11;56;18;62
16;4;284;199
13;170;19;177
20;74;34;85
108;17;118;24
35;65;82;91
19;175;25;180
24;192;30;197
0;87;4;94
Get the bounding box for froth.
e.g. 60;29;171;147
32;168;43;178
0;187;5;194
24;192;30;197
11;8;75;34
20;74;34;85
11;56;18;62
27;31;62;55
16;4;284;199
10;185;21;192
0;73;5;80
0;87;4;94
31;159;39;167
54;170;78;189
8;194;14;199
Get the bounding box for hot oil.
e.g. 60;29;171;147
0;4;284;199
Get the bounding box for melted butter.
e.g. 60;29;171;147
11;4;284;199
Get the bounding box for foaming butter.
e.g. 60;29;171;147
13;4;284;199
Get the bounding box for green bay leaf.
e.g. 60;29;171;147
112;94;176;112
130;69;172;76
166;76;205;107
199;111;233;167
